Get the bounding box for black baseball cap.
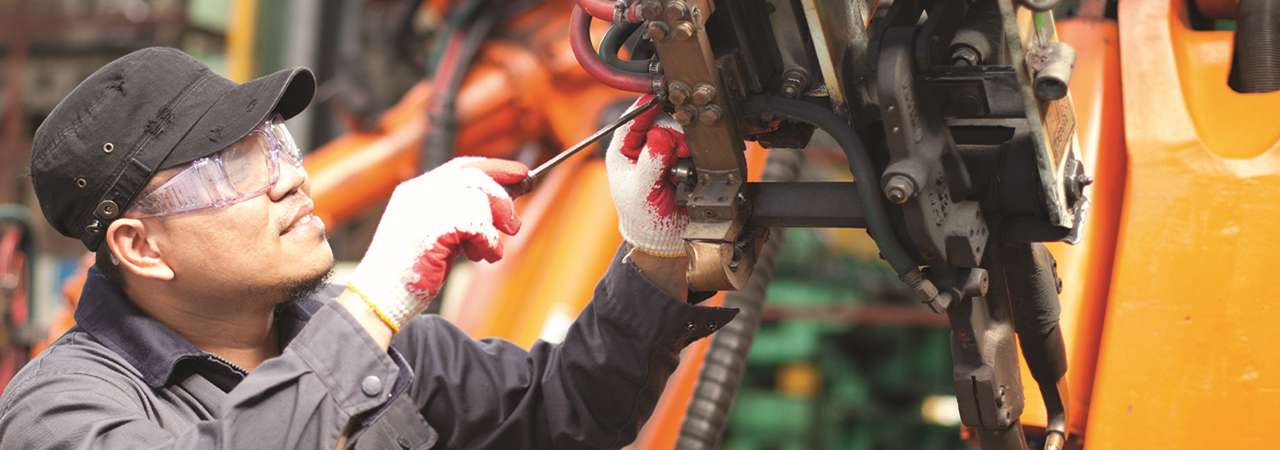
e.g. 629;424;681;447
29;47;315;251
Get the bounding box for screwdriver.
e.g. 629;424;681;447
504;96;660;198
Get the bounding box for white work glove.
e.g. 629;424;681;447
605;95;691;257
348;157;526;332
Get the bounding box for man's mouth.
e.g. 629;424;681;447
281;200;319;235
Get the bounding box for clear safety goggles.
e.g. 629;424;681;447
129;115;304;218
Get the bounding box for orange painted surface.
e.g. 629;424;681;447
1014;18;1127;443
1083;0;1280;447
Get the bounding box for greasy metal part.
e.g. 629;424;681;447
798;0;871;110
780;69;809;98
676;149;802;450
949;248;1030;450
766;0;814;96
650;0;750;291
1004;243;1070;450
952;44;982;66
747;182;866;228
1029;42;1076;101
1002;3;1082;230
877;26;987;269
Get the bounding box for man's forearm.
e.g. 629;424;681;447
627;245;689;302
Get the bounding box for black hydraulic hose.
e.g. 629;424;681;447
675;149;804;450
599;22;651;74
421;8;498;171
1236;0;1280;92
739;96;917;276
394;0;428;76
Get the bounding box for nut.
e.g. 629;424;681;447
698;105;722;125
638;0;662;20
673;105;698;126
672;21;695;40
883;174;917;204
643;21;669;41
664;0;688;20
691;83;716;106
667;81;691;105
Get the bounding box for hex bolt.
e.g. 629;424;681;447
643;21;670;41
672;21;695;40
691;83;716;106
664;0;688;21
698;105;722;125
883;174;917;204
674;104;698;126
780;69;808;98
638;0;662;20
950;44;981;66
667;81;691;105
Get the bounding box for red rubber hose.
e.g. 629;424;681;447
578;0;616;21
570;5;655;93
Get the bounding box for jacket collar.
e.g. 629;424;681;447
73;266;334;390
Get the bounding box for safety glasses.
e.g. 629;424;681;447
129;115;304;218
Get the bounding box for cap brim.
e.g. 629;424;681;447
158;67;316;170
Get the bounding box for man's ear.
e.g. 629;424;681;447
105;218;174;281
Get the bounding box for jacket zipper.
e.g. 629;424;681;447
205;353;249;376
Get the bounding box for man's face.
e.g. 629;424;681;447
139;150;333;304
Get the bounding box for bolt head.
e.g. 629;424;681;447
664;0;688;21
643;21;669;41
674;105;697;126
698;105;722;125
672;22;695;40
668;81;691;105
639;0;662;20
691;83;716;106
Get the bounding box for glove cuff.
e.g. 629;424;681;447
347;272;430;332
618;215;686;257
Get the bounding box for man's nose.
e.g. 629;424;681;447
268;163;309;201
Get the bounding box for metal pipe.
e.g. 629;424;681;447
570;5;657;93
675;149;804;450
739;96;917;276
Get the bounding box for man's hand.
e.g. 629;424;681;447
605;95;693;299
347;157;527;333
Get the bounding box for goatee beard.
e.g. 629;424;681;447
281;267;334;304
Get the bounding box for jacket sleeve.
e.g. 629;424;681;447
391;246;738;450
0;301;401;450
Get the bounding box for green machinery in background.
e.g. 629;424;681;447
723;228;967;450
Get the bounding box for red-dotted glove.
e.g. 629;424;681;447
348;157;526;331
605;95;691;257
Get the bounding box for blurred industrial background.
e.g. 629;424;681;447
2;0;1279;449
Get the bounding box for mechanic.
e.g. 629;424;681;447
0;47;733;449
